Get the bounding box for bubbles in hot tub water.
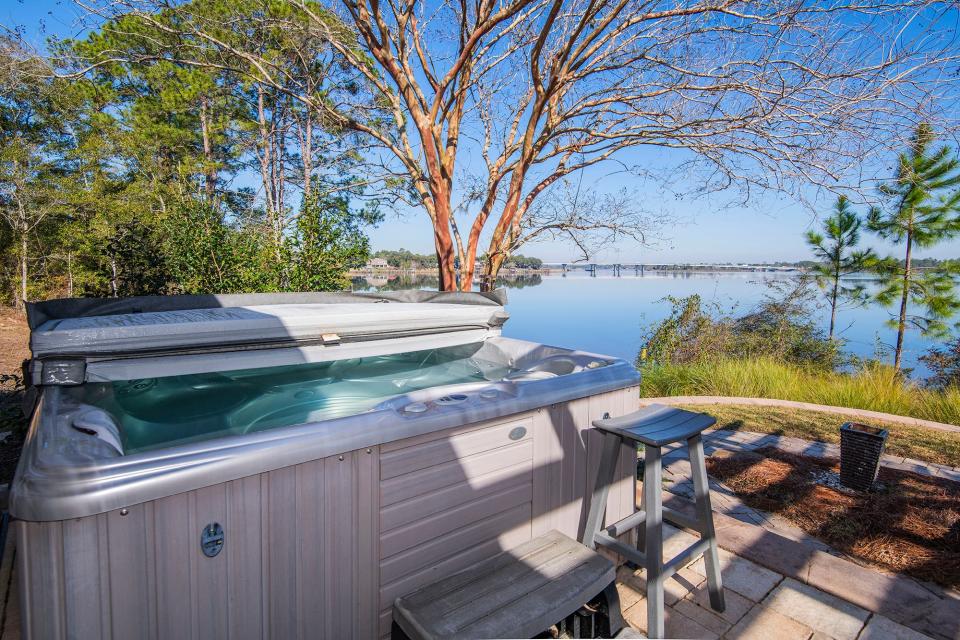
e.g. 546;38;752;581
75;344;523;454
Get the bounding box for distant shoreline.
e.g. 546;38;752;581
351;265;808;276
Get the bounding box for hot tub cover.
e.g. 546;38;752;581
28;291;508;358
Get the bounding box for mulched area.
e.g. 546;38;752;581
706;446;960;589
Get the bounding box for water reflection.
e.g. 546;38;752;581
352;273;543;291
351;271;936;376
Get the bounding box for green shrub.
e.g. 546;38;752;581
920;337;960;390
638;281;842;372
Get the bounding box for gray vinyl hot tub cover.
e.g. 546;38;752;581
28;291;509;358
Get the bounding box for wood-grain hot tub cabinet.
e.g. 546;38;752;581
10;291;640;640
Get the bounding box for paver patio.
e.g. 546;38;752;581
615;521;946;639
620;427;960;640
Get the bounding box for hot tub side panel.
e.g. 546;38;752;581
15;448;381;640
15;385;638;640
376;386;638;638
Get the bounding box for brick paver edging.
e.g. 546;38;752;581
640;395;960;433
663;492;960;640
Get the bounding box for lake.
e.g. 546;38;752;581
352;270;944;378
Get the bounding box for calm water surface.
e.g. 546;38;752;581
354;271;941;378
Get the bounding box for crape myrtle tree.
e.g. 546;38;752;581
805;196;875;340
72;1;960;290
868;123;960;371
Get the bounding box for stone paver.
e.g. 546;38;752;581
622;598;719;639
616;565;646;611
671;598;732;636
804;548;938;630
688;548;783;602
761;579;869;640
725;607;814;640
859;614;936;640
661;523;699;559
623;566;706;607
685;584;754;626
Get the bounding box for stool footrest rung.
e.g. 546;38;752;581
663;507;700;532
606;510;646;538
662;539;711;577
594;531;646;566
604;506;701;538
594;531;713;583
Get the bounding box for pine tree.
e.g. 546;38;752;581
805;196;874;339
868;123;960;370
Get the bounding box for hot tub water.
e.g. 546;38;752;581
69;344;518;453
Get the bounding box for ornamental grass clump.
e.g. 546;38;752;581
637;284;960;425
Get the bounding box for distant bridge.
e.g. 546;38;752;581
540;263;803;275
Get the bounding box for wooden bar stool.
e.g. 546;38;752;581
583;404;725;638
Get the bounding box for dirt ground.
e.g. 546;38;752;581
0;307;30;485
707;447;960;589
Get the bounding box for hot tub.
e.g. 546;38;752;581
10;291;639;640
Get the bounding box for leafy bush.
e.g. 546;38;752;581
920;337;960;390
288;195;380;291
639;279;841;371
164;203;275;294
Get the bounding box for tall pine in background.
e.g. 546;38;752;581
868;123;960;370
805;196;874;339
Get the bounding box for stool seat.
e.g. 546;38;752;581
593;404;716;447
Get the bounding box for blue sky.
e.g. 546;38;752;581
7;0;960;264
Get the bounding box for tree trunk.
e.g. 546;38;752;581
433;216;457;291
256;86;276;219
894;231;912;370
19;236;28;307
110;258;118;298
256;85;284;278
67;252;74;298
478;182;525;291
199;94;216;202
829;287;838;339
829;273;839;339
302;79;313;199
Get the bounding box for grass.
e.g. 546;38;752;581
640;357;960;426
706;447;960;588
682;403;960;467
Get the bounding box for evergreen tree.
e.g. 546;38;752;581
868;123;960;370
805;196;874;339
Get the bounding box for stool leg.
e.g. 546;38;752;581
643;445;664;639
582;431;622;548
688;434;725;612
636;445;646;555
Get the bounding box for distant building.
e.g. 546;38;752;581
366;257;390;269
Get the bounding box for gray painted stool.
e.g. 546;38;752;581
583;404;725;639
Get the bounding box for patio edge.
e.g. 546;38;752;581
640;396;960;433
